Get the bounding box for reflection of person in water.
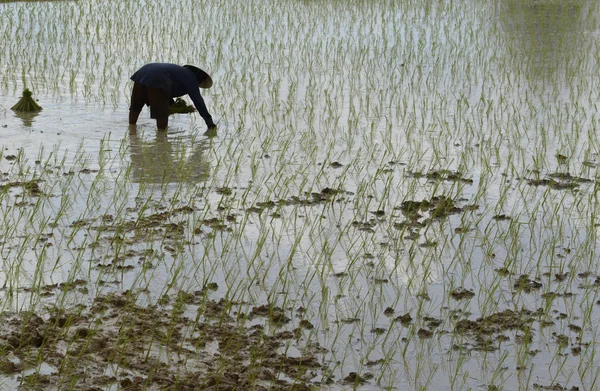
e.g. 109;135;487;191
128;63;216;131
128;128;210;183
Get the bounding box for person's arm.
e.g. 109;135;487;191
188;89;216;128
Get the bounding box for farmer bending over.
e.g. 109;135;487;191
129;63;216;130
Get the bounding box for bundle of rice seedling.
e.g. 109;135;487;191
168;98;195;115
11;89;42;112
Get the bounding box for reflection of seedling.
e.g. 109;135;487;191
11;89;42;112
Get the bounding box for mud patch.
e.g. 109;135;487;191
513;274;543;293
454;308;544;351
408;169;474;184
391;196;478;242
1;180;44;196
525;172;592;190
450;287;475;300
532;383;580;391
0;291;328;390
246;187;349;214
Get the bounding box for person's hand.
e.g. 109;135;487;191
204;121;217;137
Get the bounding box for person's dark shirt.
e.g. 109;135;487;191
131;63;213;124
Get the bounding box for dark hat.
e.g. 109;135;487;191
183;65;213;89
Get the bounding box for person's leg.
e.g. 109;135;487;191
129;82;148;125
156;118;168;130
147;87;170;130
129;110;141;125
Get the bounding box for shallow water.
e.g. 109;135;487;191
2;0;600;390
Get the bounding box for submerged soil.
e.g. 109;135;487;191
0;289;328;390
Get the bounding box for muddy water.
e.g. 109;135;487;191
1;0;600;390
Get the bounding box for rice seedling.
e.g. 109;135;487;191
10;88;41;112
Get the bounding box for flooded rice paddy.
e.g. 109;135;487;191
1;0;600;390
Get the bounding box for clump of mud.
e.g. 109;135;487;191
398;196;477;223
247;187;348;213
532;383;580;391
450;287;475;300
454;308;544;352
390;196;478;242
408;169;474;184
1;180;44;196
525;172;592;190
513;274;543;293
